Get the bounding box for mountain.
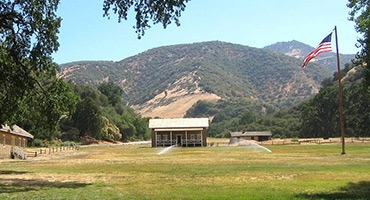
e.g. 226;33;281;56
263;40;355;71
59;41;332;118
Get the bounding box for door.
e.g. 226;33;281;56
177;135;182;146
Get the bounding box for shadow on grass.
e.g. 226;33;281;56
0;170;91;194
0;170;29;175
296;181;370;199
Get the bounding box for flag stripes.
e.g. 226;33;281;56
302;33;332;68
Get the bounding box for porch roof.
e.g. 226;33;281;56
230;131;272;137
154;128;204;132
0;124;34;139
149;118;209;129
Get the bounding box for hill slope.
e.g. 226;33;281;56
59;41;331;118
263;40;355;71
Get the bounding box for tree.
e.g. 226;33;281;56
344;84;370;137
239;111;256;125
133;117;150;140
16;77;78;140
73;84;110;107
103;0;189;38
0;0;61;125
348;1;370;91
72;97;103;139
101;116;122;141
98;82;123;106
300;86;340;138
1;0;190;127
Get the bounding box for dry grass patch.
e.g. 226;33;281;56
1;143;370;199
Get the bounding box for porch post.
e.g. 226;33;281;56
155;132;157;147
170;131;172;146
201;130;203;147
185;131;188;147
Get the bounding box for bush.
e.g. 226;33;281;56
31;139;48;147
291;138;299;142
63;141;78;147
272;134;281;139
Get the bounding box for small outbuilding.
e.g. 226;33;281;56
1;124;34;159
230;131;272;142
149;118;209;147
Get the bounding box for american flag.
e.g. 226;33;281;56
302;33;332;68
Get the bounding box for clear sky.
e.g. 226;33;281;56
53;0;359;64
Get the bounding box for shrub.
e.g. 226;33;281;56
31;139;48;147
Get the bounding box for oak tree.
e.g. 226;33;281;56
348;0;370;90
103;0;189;38
0;0;61;124
0;0;189;127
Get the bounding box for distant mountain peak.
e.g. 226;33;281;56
263;40;355;71
264;40;313;58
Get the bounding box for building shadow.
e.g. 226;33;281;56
0;170;91;194
296;181;370;199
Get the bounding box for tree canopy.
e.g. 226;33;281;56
59;83;150;144
1;0;190;128
103;0;189;38
348;0;370;91
0;0;61;124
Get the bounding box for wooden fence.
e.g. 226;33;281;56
29;145;78;158
207;137;370;147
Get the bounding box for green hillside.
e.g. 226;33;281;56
59;41;331;110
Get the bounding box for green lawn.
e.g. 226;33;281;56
1;143;369;199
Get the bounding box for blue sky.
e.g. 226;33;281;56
53;0;359;64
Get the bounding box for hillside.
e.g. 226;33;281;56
263;40;355;71
59;41;332;118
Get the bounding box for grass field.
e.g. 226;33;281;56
1;141;369;200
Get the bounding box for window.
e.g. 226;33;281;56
2;134;5;147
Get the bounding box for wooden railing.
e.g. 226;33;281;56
11;146;28;160
156;140;177;146
31;145;78;157
156;139;203;147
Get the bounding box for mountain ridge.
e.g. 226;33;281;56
263;40;355;71
59;41;333;118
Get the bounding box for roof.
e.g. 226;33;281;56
230;131;272;137
0;124;34;139
149;118;209;129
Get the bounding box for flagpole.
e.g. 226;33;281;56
334;26;346;155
